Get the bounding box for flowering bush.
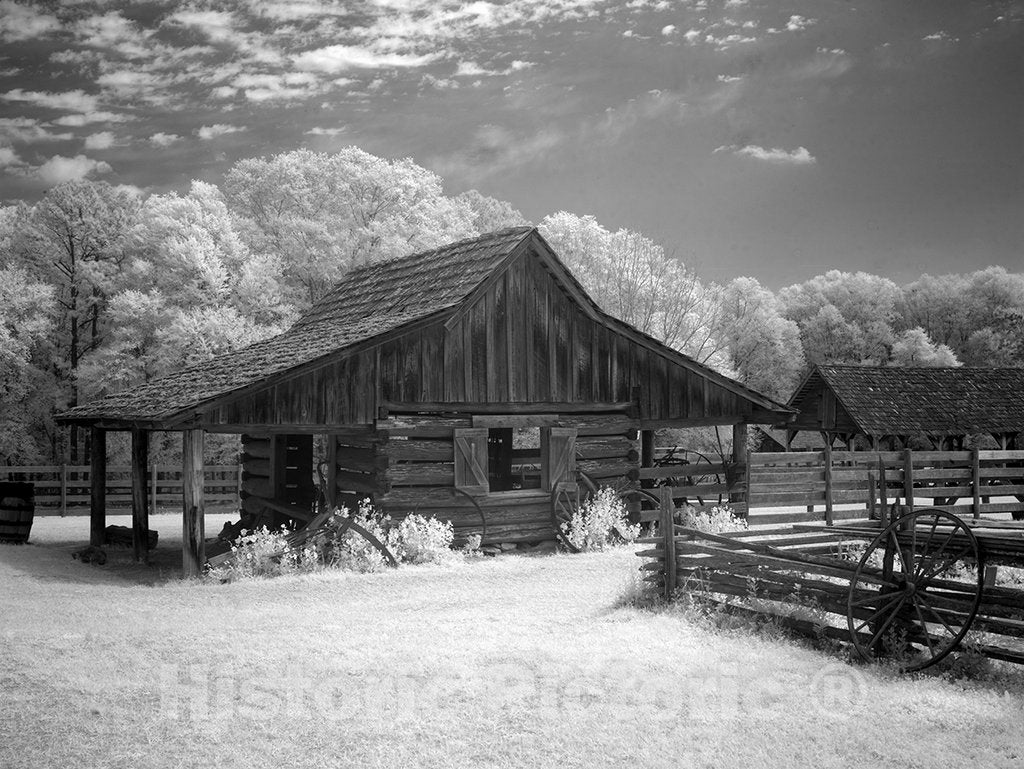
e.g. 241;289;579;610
678;503;747;533
207;525;318;582
209;500;461;581
561;487;641;551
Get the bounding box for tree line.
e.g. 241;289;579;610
1;147;1021;466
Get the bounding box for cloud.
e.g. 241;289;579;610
196;124;246;140
683;29;700;43
661;25;676;36
1;89;100;112
165;9;239;44
149;132;182;147
305;126;346;136
786;15;815;32
35;154;113;185
0;118;73;143
923;31;958;42
432;123;566;181
293;45;439;73
0;1;61;42
715;144;817;165
52;111;130;126
0;146;25;169
231;72;323;102
84;131;117;150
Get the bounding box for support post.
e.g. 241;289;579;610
150;462;157;517
971;447;981;520
131;428;150;563
640;430;655;467
60;463;68;517
89;427;106;547
731;422;748;510
878;458;889;527
660;484;676;599
182;429;206;578
902;448;914;513
823;441;834;526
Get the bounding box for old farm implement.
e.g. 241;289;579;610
639;452;1024;671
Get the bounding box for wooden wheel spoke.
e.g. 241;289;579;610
911;601;937;657
914;594;960;640
919;543;972;584
914;527;958;580
864;595;910;649
850;589;904;609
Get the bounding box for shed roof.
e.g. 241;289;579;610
790;365;1024;436
60;227;789;427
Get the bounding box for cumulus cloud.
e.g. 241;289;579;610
715;144;817;165
0;146;25;168
196;124;246;140
0;1;61;42
786;15;815;32
84;131;117;150
923;31;958;42
293;45;438;73
165;9;239;44
35;154;112;185
661;25;676;36
149;132;181;147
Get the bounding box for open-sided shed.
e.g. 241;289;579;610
59;227;791;574
784;364;1024;450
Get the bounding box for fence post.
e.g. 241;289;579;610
867;470;876;520
149;462;157;516
903;448;915;513
971;447;981;520
60;463;68;517
823;442;834;526
660;485;676;599
878;458;889;526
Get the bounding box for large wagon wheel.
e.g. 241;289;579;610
654;447;724;506
846;508;984;671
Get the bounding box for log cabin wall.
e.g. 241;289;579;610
196;246;758;430
374;413;640;545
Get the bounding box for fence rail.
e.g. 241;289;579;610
0;464;242;514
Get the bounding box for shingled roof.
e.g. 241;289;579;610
791;365;1024;437
60;227;536;424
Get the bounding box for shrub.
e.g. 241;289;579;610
393;513;455;565
678;503;747;534
207;525;318;582
561;487;641;552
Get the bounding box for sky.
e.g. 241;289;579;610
0;0;1021;288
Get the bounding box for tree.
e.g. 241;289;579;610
12;181;140;462
224;148;478;308
538;212;726;365
716;277;806;401
79;182;291;398
889;327;961;367
779;270;901;366
454;189;529;232
0;268;56;464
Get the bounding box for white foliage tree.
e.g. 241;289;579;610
224;148;479;307
538;212;726;366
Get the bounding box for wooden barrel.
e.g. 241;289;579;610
0;482;35;544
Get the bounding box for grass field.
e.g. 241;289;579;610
2;514;1024;769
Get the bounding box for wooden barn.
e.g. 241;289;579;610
59;227;791;574
783;364;1024;450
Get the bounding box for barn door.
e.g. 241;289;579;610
454;428;489;496
542;427;577;492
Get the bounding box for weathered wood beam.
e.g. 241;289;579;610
131;428;149;563
89;427;106;547
383;401;633;415
182;429;205;578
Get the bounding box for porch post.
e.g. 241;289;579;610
731;422;748;508
131;428;150;562
89;427;106;547
182;429;206;577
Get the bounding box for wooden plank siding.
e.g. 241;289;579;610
193;247;766;430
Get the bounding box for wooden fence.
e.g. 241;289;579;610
746;448;1024;526
0;464;242;514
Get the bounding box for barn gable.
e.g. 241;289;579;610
61;227;788;431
